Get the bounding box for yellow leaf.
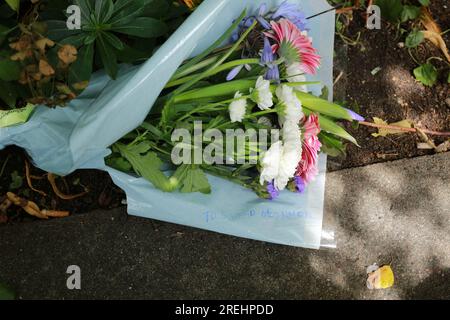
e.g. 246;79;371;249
35;38;55;54
39;59;55;76
372;117;413;137
10;50;32;61
420;8;450;63
72;81;89;91
367;265;395;290
422;31;450;63
56;83;73;95
57;45;77;64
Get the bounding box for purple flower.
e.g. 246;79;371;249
294;176;306;193
272;1;309;31
226;65;244;81
256;3;271;29
260;37;280;82
267;181;279;200
344;108;365;122
231;17;256;42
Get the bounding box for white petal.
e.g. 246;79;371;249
229;91;247;123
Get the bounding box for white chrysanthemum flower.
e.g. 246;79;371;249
251;76;273;110
259;141;282;186
275;146;301;190
282;120;302;149
229;91;247;123
259;85;305;191
286;62;308;93
276;85;303;125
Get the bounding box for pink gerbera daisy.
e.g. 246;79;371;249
296;114;322;183
264;19;321;74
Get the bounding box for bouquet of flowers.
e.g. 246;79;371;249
107;1;362;200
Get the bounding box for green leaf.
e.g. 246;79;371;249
401;5;421;23
106;156;132;172
304;108;359;146
0;283;14;300
96;34;118;79
418;0;430;6
68;43;94;87
296;91;353;121
0;103;35;127
374;0;403;23
95;0;115;22
9;170;23;189
319;132;346;157
46;20;82;41
0;58;20;81
405;30;424;48
101;31;124;50
74;0;95;24
115;142;179;192
5;0;19;12
112;17;167;38
414;63;437;87
173;165;211;194
109;0;151;25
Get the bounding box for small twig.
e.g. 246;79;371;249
25;160;47;197
47;173;88;200
333;71;344;86
359;121;450;137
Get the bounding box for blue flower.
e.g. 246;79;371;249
260;37;280;82
267;181;279;200
344;108;365;122
294;176;306;193
271;1;309;31
256;3;271;29
231;17;256;42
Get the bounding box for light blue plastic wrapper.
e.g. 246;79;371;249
0;0;335;249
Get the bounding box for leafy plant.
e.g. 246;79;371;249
46;0;183;80
0;0;195;112
413;62;437;86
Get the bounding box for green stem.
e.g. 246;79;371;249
170;55;220;81
426;56;450;67
165;58;260;88
245;108;278;118
171;20;258;98
174;9;247;78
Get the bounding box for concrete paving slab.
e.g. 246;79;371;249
0;153;449;299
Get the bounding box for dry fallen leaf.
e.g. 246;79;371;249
72;81;89;91
39;59;55;76
372;117;413;137
41;210;70;218
58;44;77;64
47;173;88;200
35;37;55;54
10;49;33;61
9;35;32;51
6;192;48;219
5;192;70;219
367;264;395;290
420;8;450;63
